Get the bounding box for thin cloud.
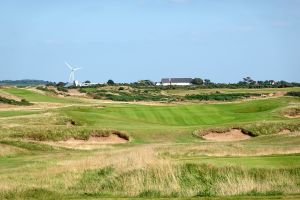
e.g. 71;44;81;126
168;0;191;3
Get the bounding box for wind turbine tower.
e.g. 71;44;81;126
65;62;82;85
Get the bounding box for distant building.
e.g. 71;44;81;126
158;78;193;86
80;82;99;87
64;81;100;87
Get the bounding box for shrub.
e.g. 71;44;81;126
36;86;57;94
185;93;260;101
286;91;300;97
57;86;68;92
0;96;32;106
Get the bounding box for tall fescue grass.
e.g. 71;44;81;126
242;121;300;136
1;126;129;141
71;155;300;197
0;143;299;199
193;121;300;138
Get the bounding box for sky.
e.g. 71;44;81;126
0;0;299;83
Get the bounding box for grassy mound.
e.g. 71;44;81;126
2;88;78;103
3;126;129;142
0;96;32;106
194;121;300;139
282;107;300;118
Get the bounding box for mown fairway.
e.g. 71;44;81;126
0;87;300;199
61;97;289;142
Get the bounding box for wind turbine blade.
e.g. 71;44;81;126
65;62;73;70
73;67;81;71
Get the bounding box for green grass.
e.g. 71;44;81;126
0;110;41;118
63;99;278;126
60;97;295;142
1;88;78;103
174;154;300;168
0;88;300;199
166;87;300;96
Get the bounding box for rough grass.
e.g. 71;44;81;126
76;163;298;197
193;121;300;138
0;96;32;106
1;144;299;199
167;87;300;96
185;93;261;101
1;88;79;103
2;126;129;141
286;91;300;97
0;88;300;199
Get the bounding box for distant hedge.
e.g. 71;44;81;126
96;93;172;102
185;93;261;101
0;96;32;106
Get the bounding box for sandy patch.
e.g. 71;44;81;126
284;114;300;118
67;89;87;97
0;104;16;109
278;129;292;134
283;108;300;118
44;134;128;149
202;129;251;142
0;91;21;101
273;91;287;97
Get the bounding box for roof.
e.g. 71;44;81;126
161;78;192;83
171;78;192;83
161;78;170;83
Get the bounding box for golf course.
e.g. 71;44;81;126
0;86;300;199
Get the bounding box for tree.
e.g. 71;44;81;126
136;80;154;86
85;80;91;83
56;82;65;87
242;77;255;84
191;78;203;85
204;79;212;85
107;79;115;85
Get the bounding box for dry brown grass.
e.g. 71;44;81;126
0;143;25;156
215;170;300;195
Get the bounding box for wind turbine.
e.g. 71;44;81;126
65;62;82;83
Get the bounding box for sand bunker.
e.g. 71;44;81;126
67;89;87;97
64;134;127;144
284;114;300;119
278;129;291;134
284;108;300;118
44;134;128;149
202;129;251;142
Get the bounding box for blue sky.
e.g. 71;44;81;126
0;0;299;83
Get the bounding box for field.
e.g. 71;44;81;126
0;86;300;199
